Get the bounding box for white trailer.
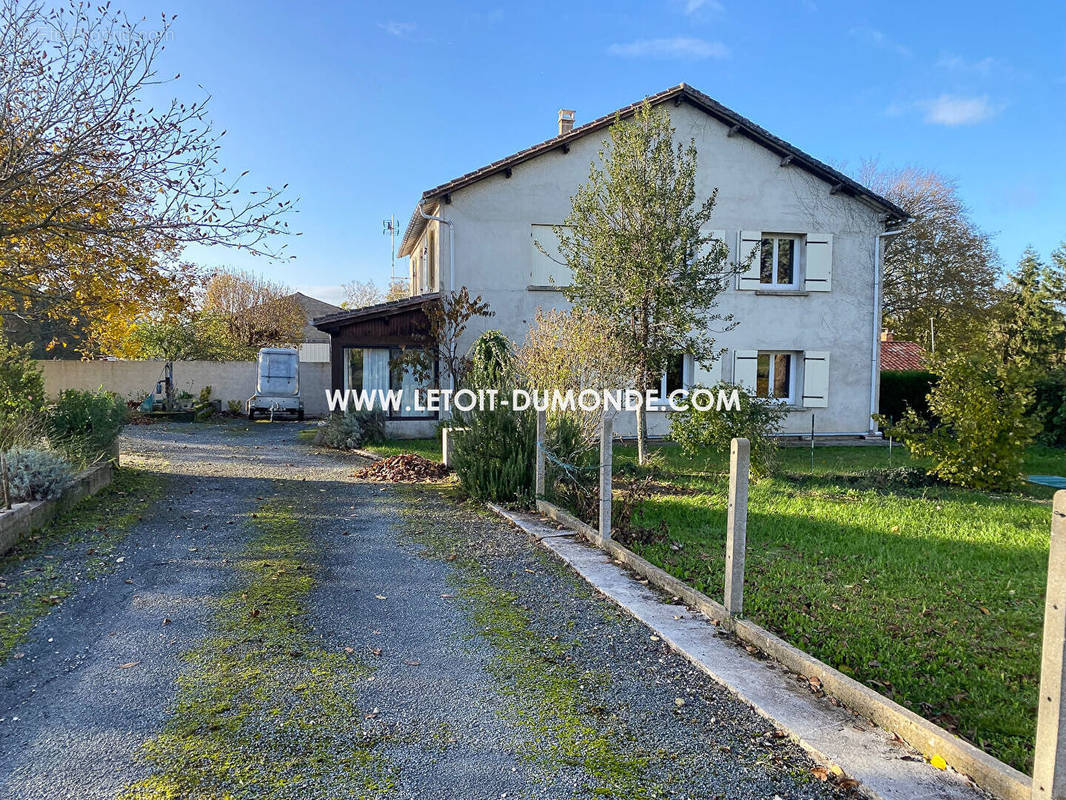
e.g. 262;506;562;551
247;347;304;420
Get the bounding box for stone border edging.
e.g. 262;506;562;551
0;461;114;557
533;497;1030;800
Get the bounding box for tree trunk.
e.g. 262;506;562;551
635;370;648;465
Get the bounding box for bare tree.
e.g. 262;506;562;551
861;164;998;351
341;280;386;309
201;269;304;355
0;1;295;335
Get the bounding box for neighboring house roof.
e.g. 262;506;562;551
881;339;927;371
289;292;342;342
312;292;441;333
399;82;910;257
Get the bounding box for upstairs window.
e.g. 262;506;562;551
427;230;437;292
760;236;798;287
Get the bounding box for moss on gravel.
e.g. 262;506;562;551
0;467;163;663
399;492;655;798
118;495;395;800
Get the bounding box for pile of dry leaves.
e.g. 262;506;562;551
353;453;449;483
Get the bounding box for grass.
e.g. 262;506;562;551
120;493;394;800
609;441;1065;775
0;467;164;663
362;437;441;462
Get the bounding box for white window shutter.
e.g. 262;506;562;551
530;224;572;286
733;350;759;392
802;351;830;407
737;231;762;290
692;356;721;386
804;234;833;292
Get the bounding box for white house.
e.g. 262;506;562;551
316;84;908;438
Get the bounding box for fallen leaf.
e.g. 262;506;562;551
370;648;382;657
344;646;354;653
375;594;387;600
930;754;947;770
808;676;823;691
673;698;685;707
403;659;421;666
441;593;455;598
161;618;171;626
811;766;829;781
839;777;860;789
118;661;140;669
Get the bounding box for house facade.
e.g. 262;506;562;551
318;84;908;438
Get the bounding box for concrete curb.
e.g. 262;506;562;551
0;461;114;557
500;498;1028;800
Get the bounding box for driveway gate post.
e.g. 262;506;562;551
599;414;613;540
1033;491;1066;800
535;410;546;498
724;437;750;617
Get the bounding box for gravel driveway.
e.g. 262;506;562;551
0;420;844;799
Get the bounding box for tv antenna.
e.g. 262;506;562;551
383;215;399;282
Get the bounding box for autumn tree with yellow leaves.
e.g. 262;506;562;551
0;0;295;356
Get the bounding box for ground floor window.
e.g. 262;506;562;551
756;351;795;402
343;346;436;418
654;354;693;404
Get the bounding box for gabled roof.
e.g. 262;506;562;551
881;339;927;371
312;292;441;333
288;292;342;342
399;83;909;257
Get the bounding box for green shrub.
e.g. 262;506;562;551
879;370;937;423
0;337;45;426
669;383;788;478
48;389;127;461
227;400;243;416
541;413;598;517
193;386;216;421
451;331;536;504
880;352;1040;490
2;447;72;501
313;410;386;450
1033;369;1066;447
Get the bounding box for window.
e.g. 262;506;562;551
410;252;422;295
760;236;798;287
755;352;794;402
655;354;692;403
344;348;363;392
427;230;437;291
342;347;437;418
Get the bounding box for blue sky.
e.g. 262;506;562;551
122;0;1065;304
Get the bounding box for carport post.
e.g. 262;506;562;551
724;438;750;617
535;410;546;498
1033;491;1066;800
599;414;613;540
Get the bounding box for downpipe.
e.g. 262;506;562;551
870;229;903;433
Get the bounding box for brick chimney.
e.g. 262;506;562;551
558;109;575;136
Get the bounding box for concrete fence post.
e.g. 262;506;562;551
724;437;750;617
1033;491;1066;800
599;414;613;540
535;410;546;498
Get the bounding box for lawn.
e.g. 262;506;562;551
610;441;1065;774
361;437;441;462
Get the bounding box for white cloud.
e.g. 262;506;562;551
682;0;724;13
378;21;416;38
920;95;1000;126
936;54;1001;75
607;37;729;60
848;26;911;58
